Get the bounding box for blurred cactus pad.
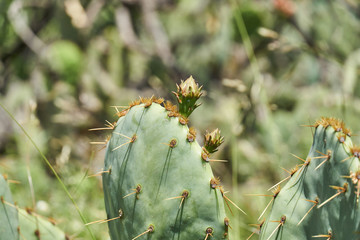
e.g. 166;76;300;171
258;117;360;240
101;77;235;239
0;174;19;239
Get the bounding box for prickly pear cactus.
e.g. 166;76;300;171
259;117;360;240
0;174;19;240
102;77;232;239
17;208;67;240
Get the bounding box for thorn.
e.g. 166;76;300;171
266;216;286;240
132;225;154;240
312;230;332;239
340;155;354;163
187;127;197;142
300;124;317;128
85;209;123;225
210;177;221;189
87;170;111;177
110;105;129;109
224;217;232;234
123;184;142;199
88;127;113;131
105;120;115;129
165;190;189;208
89;120;116;131
280;167;292;175
6;179;21;184
297;197;319;225
112;134;137;151
268;166;299;191
267;177;290;192
289;154;311;179
220;186;246;215
113;132;132;140
246;231;256;240
161;139;177;148
253;186;281;221
1;197;17;208
90;142;107;145
201;148;228;163
246;220;265;240
290;153;307;163
110;106;120;114
209;159;228;163
317;183;348;208
341;146;360;162
314;150;331;170
349;170;360;203
204;227;213;240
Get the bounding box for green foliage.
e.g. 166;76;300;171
0;174;19;240
259;118;360;239
103;99;229;239
47;40;84;85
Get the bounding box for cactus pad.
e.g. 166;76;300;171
0;174;19;240
259;117;360;240
18;208;67;240
102;98;230;239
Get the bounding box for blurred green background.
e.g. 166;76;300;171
1;0;360;239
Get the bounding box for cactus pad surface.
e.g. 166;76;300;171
259;118;360;240
102;100;229;239
0;174;19;240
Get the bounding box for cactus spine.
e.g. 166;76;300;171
102;77;233;239
258;117;360;240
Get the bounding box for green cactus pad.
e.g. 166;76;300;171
102;102;229;239
0;174;19;240
259;118;360;240
18;208;67;240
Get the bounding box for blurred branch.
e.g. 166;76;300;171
86;0;105;27
141;0;175;67
115;6;151;56
7;0;47;56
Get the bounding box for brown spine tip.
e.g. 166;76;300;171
26;207;33;215
129;99;141;108
210;177;221;189
169;139;177;148
343;127;352;137
168;111;180;118
224;217;231;235
202;148;210;163
182;190;190;198
206;227;213;234
117;109;129;118
179;116;188;125
152;97;164;105
351;146;360;158
140;97;153;108
315;117;347;132
35;229;40;237
187;127;197;142
337;134;346;143
164;101;178;112
148;225;155;233
131;134;137;143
